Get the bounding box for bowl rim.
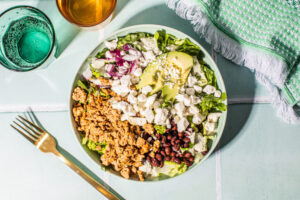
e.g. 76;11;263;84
68;24;227;183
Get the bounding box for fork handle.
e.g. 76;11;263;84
52;150;121;200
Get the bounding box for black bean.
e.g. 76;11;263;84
146;156;151;163
167;134;172;140
188;156;194;162
178;132;184;138
175;139;181;144
170;152;176;157
165;156;171;161
171;126;177;131
165;147;171;155
155;153;162;161
160;161;164;168
161;150;166;157
163;143;171;147
152;158;159;167
183;137;190;143
184;159;191;166
162;135;167;143
184;152;192;158
183;143;189;148
174;158;181;164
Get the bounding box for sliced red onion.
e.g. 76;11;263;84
129;60;137;73
105;51;113;59
117;59;125;67
122;43;131;51
110;49;121;57
82;67;92;80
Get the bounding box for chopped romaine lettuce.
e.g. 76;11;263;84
154;30;203;60
90;65;102;78
180;143;194;153
95;47;109;59
77;80;89;92
156;161;188;177
117;32;153;49
198;93;227;112
201;64;216;87
154;125;166;134
187;116;199;132
83;138;107;155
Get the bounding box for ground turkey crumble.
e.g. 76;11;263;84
72;87;159;181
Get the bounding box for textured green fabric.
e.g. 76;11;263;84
193;0;300;105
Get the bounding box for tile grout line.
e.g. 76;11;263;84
211;49;222;200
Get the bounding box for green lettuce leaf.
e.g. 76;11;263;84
83;138;107;155
154;30;204;60
157;161;188;177
117;32;153;50
198;93;227;112
180;143;195;153
77;80;89;92
154;125;166;134
201;64;216;87
90;65;102;78
187;116;199;133
95;47;109;59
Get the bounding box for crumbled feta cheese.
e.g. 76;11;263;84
177;118;189;132
193;135;206;152
105;39;117;50
153;101;161;110
144;94;157;108
143;51;156;61
194;85;202;93
166;44;177;51
190;95;201;104
131;76;139;84
174;115;180;123
154;108;168;125
128;49;141;57
111;101;129;112
120;75;132;86
186;88;195;96
141;109;154;123
183;95;191;106
204;122;217;133
203;85;216;95
111;85;130;97
174;102;185;117
137;94;147;102
175;94;185;102
127;93;137;104
141;85;152;95
166;119;171;128
188;105;199;115
187;76;198;87
192;113;206;124
133;67;143;77
130;90;138;97
123;54;139;62
214;90;221;98
188;132;196;144
91;58;105;69
128;117;147;126
171;108;177;115
207;113;222;123
125;105;136;116
140;37;157;51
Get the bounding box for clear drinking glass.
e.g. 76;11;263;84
56;0;117;29
0;6;56;72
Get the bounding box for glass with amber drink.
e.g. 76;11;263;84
56;0;117;29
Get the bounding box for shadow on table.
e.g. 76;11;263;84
121;4;255;150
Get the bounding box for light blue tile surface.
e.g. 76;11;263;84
0;0;299;200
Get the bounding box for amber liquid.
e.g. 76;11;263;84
56;0;117;27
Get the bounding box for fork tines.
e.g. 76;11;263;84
11;115;44;144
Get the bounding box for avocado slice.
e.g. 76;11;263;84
137;51;193;100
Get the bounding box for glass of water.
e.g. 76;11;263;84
0;6;56;71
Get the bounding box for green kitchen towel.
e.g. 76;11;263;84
166;0;300;123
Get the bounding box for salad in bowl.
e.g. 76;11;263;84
70;26;227;181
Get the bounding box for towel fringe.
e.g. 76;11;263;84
166;0;300;123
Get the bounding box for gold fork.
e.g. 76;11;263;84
11;115;122;200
